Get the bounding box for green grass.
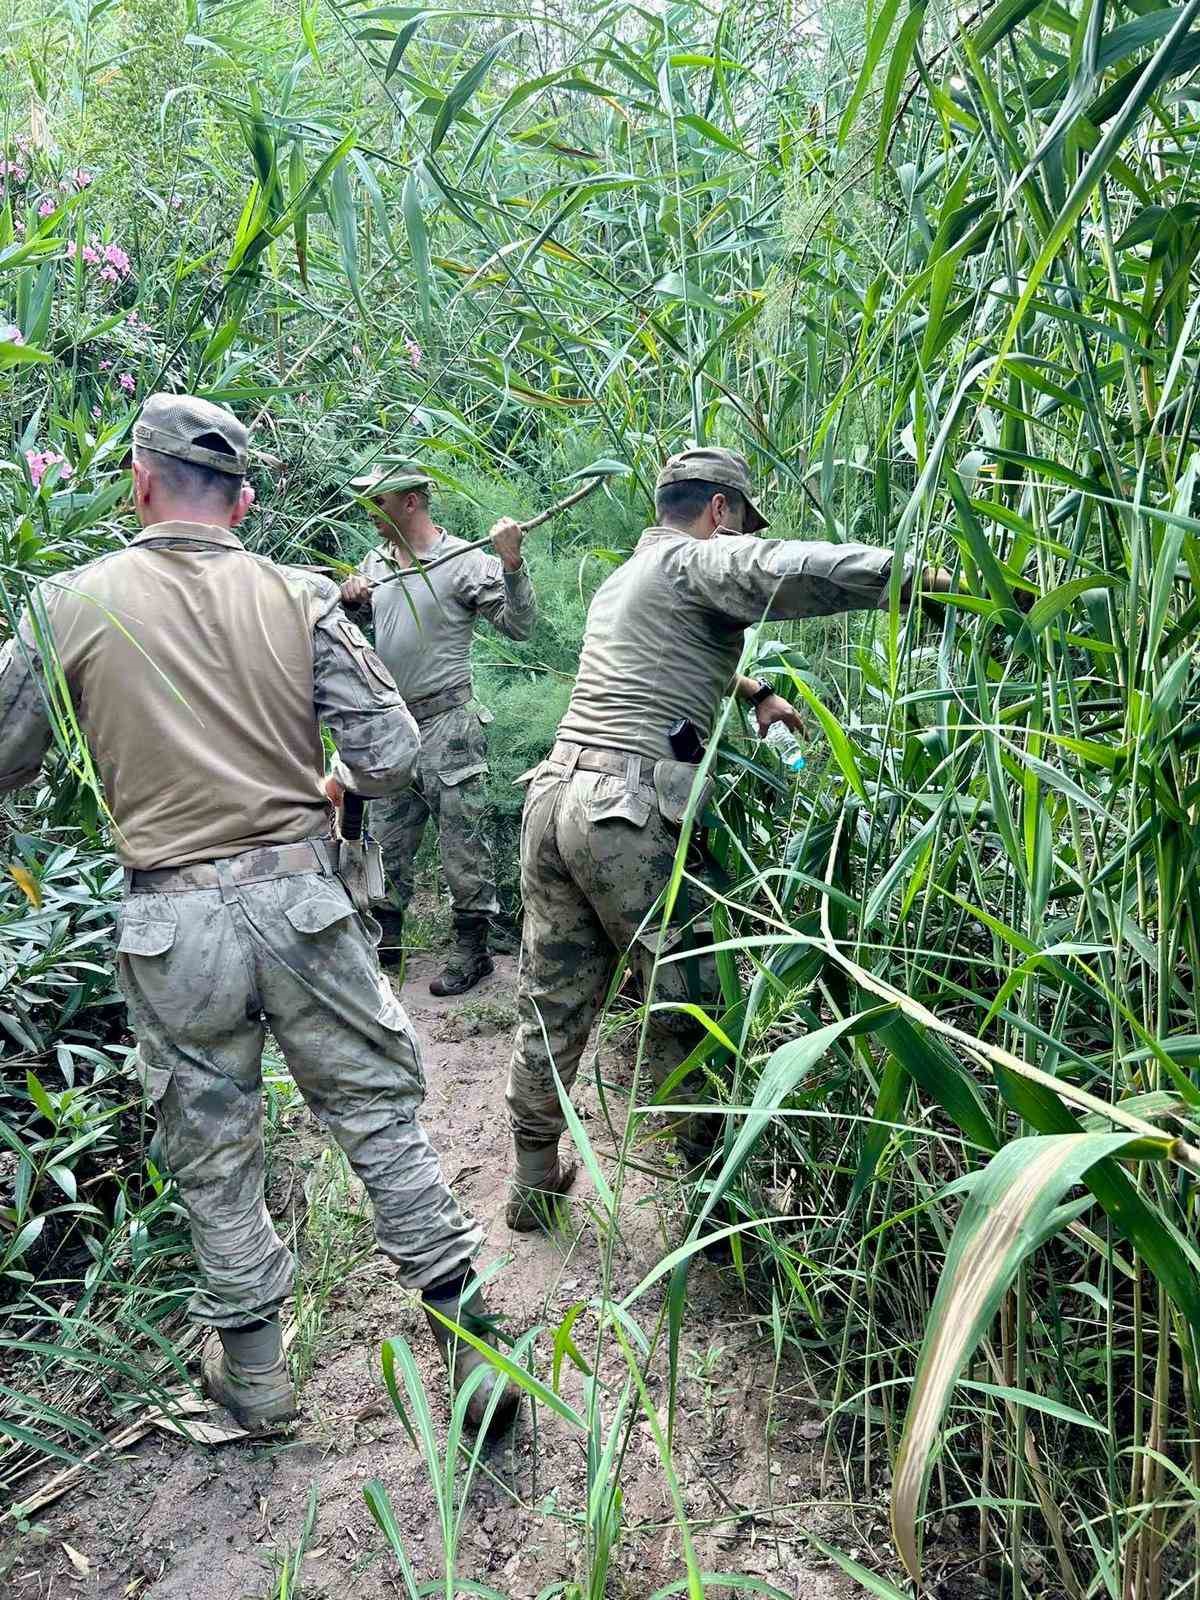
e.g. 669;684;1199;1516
4;0;1200;1593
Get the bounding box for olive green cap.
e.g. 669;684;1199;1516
133;393;248;475
347;461;434;498
656;446;768;532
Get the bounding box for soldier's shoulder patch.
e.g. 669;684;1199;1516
335;618;397;691
337;618;371;652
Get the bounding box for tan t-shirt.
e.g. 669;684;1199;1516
0;521;418;868
556;526;901;762
361;530;536;703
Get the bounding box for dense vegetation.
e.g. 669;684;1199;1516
5;0;1200;1595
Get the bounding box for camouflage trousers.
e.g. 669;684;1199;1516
117;848;480;1329
505;754;718;1153
371;702;498;918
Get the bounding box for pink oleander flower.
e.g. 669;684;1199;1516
404;335;422;368
1;325;24;345
99;359;111;371
103;242;130;275
72;168;92;190
118;372;135;393
99;265;119;283
25;449;73;488
91;405;101;418
13;220;24;236
37;197;55;217
0;160;27;183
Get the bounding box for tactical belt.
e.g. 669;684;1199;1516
548;739;687;786
125;836;336;894
408;681;472;724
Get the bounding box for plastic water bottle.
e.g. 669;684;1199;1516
747;714;806;771
766;721;806;770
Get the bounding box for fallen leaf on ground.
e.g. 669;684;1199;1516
62;1542;91;1577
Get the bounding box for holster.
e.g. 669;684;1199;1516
335;837;385;912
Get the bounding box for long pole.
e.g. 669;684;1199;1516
368;474;608;587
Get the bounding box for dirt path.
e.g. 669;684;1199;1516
7;955;860;1600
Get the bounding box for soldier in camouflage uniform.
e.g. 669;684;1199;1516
504;447;951;1230
0;396;516;1440
340;467;536;995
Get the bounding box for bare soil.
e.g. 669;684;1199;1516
4;954;864;1600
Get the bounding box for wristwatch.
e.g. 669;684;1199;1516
748;680;774;708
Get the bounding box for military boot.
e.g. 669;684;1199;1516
422;1277;519;1441
201;1317;298;1431
376;907;405;971
505;1138;578;1233
429;913;494;996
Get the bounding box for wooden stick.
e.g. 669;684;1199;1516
517;474;604;532
369;473;608;587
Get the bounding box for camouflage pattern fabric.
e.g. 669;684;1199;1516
372;701;498;918
505;756;718;1155
118;862;480;1327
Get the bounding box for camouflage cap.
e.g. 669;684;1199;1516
347;461;434;498
656;446;768;533
133;393;248;476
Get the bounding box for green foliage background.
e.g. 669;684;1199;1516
5;0;1200;1595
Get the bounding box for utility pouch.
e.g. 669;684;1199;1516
335;836;385;913
652;759;714;828
363;837;385;902
584;752;652;827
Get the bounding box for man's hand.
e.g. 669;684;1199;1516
917;565;954;623
754;694;806;740
340;575;373;609
490;516;525;573
880;563;955;618
323;773;346;810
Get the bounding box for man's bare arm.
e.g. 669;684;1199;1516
732;672;806;739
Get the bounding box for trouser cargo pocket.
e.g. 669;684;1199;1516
583;772;653;827
652;759;713;826
117;902;180;1103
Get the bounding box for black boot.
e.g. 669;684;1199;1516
376;907;405;971
429;913;494;996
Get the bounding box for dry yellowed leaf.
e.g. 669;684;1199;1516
62;1541;91;1578
8;864;42;908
